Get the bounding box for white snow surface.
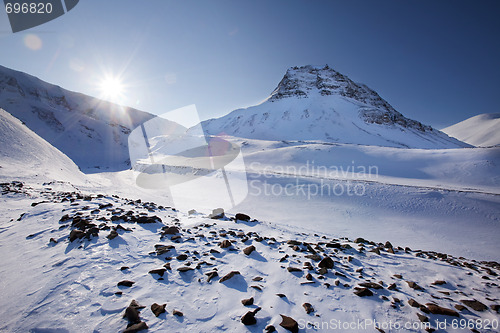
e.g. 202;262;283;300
442;113;500;147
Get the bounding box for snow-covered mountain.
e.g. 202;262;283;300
0;65;155;172
202;65;469;149
0;108;86;184
442;113;500;147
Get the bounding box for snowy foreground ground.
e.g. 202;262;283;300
0;179;499;333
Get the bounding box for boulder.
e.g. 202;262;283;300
219;271;240;283
354;287;373;297
318;257;334;269
241;297;254;306
243;245;255;255
235;213;251;221
279;315;299;333
151;303;166;317
303;302;314;314
460;299;487;312
425;303;459;317
123;321;148;333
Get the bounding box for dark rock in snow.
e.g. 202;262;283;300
460;299;487;311
406;281;423;291
241;297;254;306
287;267;302;273
118;280;135;287
162;226;179;235
408;299;421;308
151;303;166;317
173;309;183;316
243;245;255;255
209;208;225;219
303;302;314;314
206;271;218;282
176;254;188;261
359;282;383;289
107;230;119;240
318;256;334;269
279;314;299;333
177;266;194;272
354;287;373;297
148;268;167;277
235;213;251;221
425;303;459;317
265;325;276;332
123;321;148;333
219;271;240;283
124;306;141;324
219;240;232;248
69;229;85;242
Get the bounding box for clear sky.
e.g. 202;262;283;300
0;0;499;128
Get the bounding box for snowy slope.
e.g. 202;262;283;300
0;65;155;172
442;113;500;147
0;108;87;184
201;65;469;149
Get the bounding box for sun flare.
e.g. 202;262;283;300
99;76;124;102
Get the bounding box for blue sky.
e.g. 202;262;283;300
0;0;499;128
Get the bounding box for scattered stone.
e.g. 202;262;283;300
432;280;446;285
460;299;487;312
177;267;194;272
151;303;166;317
276;293;287;298
219;240;232;248
425;303;459;317
162;226;179;235
455;304;466;311
318;267;328;275
388;283;397;290
176;254;188;261
305;254;321;261
120;266;129;271
123;321;148;333
287;267;302;273
490;304;500;313
354;237;367;243
303;302;314;314
318;256;334;269
393;274;402;279
235;213;251;221
241;307;261;325
107;230;119;240
219;271;240;283
206;271;218;282
408;299;421;308
252;276;263;281
359;282;383;289
69;229;85;242
265;325;276;332
243;245;255;255
172;309;183;317
49;238;58;244
241;297;254;306
417;313;429;322
279;314;299;333
287;240;301;245
118;280;135;287
354;287;373;297
407;281;423;291
305;273;313;281
124;305;141;324
148;268;167;277
163;263;171;270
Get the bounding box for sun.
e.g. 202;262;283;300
99;76;124;102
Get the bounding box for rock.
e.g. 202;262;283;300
162;226;179;235
118;280;135;287
359;282;383;289
241;297;254;306
124;306;141;324
406;281;423;291
354;237;367;243
408;299;421;308
252;276;263;281
243;245;255;255
172;309;183;317
417;313;429;322
491;304;500;313
305;254;321;261
219;271;240;283
148;268;166;277
287;267;302;273
318;256;334;269
460;299;487;311
305;273;313;281
287;240;301;245
425;303;459;317
455;304;466;311
163;263;171;270
151;303;166;317
136;215;161;224
393;274;402;279
235;213;251;221
265;325;276;332
303;302;314;314
121;266;129;271
177;266;194;272
69;229;85;242
206;271;218;282
388;283;397;290
325;242;341;248
107;230;119;240
241;311;257;325
354;287;373;297
276;293;287;298
49;238;58;244
176;254;188;260
431;280;446;285
279;314;299;333
384;241;393;248
318;267;328;275
219;240;232;248
123;321;148;333
209;208;224;219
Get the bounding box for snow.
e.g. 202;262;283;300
442;113;500;147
